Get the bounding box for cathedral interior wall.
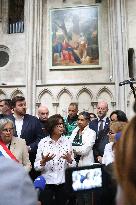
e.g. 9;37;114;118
0;0;136;118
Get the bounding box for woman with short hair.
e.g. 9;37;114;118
0;118;31;172
34;114;75;205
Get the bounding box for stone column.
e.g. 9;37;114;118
0;0;2;22
108;0;128;112
1;0;8;33
91;102;98;113
0;0;2;33
52;102;59;114
35;0;43;84
25;0;43;115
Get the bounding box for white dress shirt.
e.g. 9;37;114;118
98;116;107;131
70;125;96;166
13;115;24;138
102;142;114;166
34;135;76;185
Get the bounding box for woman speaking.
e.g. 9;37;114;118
34;114;75;205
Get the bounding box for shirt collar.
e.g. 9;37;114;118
13;114;24;120
79;124;89;134
98;116;107;122
48;135;64;144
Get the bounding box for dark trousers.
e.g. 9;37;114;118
40;183;68;205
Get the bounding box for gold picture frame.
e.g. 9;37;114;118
50;6;100;70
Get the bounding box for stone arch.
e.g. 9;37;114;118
37;89;54;116
76;87;94;112
57;87;73;101
96;87;114;101
10;89;24;99
38;88;54;103
57;88;74;117
0;89;7;99
96;87;115;115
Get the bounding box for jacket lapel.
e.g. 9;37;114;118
104;117;110;129
21;115;29;136
10;137;17;152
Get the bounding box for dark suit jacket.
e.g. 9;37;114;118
89;117;110;162
89;117;110;135
9;114;43;154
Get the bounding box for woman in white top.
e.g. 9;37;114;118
70;111;96;205
71;111;96;167
102;121;127;166
34;114;75;205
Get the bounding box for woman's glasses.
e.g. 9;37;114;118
2;128;14;132
56;123;64;127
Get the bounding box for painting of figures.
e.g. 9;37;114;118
50;6;99;69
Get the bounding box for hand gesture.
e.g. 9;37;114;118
40;152;56;166
61;151;73;164
97;156;102;164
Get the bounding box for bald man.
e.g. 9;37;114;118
89;101;110;205
38;105;49;137
89;101;109;133
89;101;110;162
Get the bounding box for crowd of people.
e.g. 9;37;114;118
0;96;136;205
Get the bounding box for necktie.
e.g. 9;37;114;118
99;120;103;131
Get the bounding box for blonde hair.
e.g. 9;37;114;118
110;121;127;133
114;116;136;205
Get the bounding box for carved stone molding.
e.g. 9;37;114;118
36;102;41;107
111;101;116;107
91;102;98;108
52;102;59;107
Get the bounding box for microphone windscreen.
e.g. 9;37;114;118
34;176;46;191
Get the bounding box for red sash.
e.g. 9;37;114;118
0;140;19;162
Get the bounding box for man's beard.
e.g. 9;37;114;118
19;109;26;116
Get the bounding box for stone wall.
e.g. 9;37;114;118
0;0;135;118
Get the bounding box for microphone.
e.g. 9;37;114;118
119;78;135;86
34;176;46;197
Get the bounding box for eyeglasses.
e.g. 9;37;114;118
2;128;14;132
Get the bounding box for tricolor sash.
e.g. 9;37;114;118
0;140;18;162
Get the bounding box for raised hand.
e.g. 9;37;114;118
61;151;73;164
40;152;56;166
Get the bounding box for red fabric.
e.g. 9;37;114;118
0;140;19;162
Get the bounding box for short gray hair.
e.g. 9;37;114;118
0;118;14;131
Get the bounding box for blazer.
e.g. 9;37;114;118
9;114;43;153
89;117;110;135
70;125;96;166
10;136;31;172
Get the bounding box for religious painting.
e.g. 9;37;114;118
50;6;100;69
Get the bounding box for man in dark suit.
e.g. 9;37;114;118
37;105;49;137
9;96;43;180
89;101;110;163
89;101;110;205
